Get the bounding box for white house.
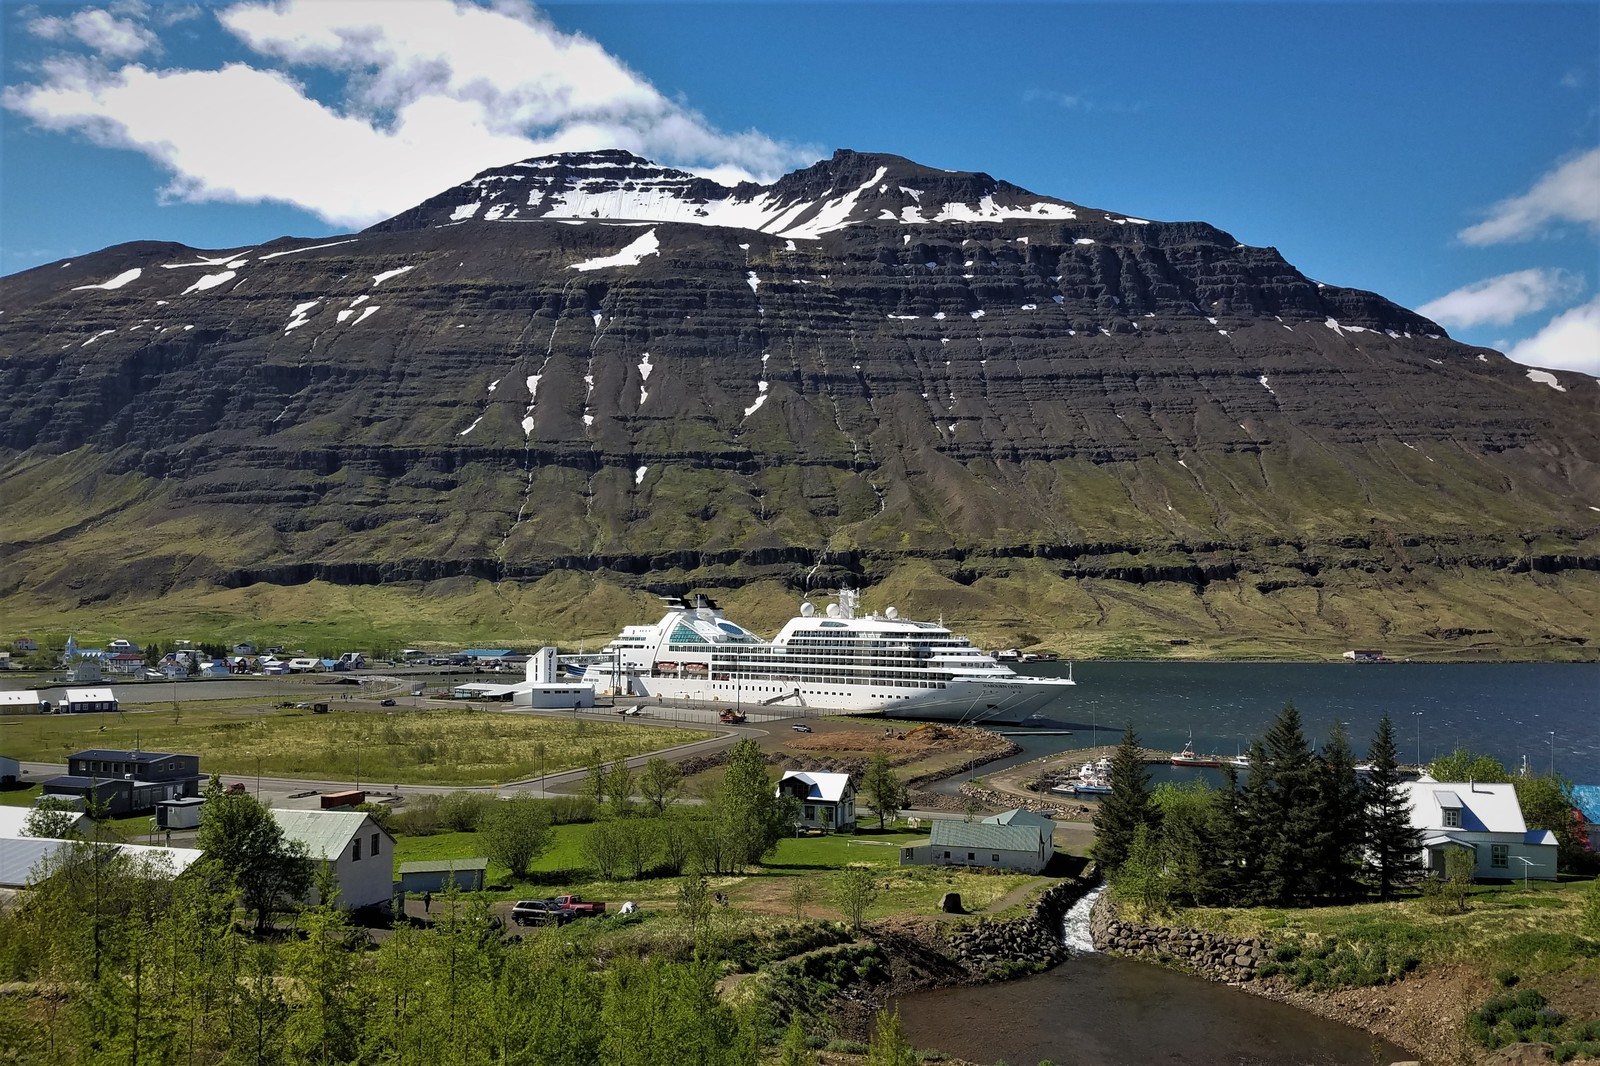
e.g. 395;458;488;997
1403;780;1557;882
776;770;857;830
0;690;46;714
899;808;1057;874
271;809;396;910
63;687;118;713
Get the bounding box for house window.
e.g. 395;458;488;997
352;839;362;861
942;851;950;859
991;854;1000;862
1443;808;1461;828
967;852;975;861
1491;845;1509;869
804;805;815;821
371;833;380;856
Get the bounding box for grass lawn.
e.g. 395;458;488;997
389;819;1042;922
1178;879;1600;980
2;706;710;786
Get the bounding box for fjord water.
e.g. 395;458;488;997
895;954;1407;1066
964;661;1598;780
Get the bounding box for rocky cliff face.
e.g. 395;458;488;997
2;149;1596;651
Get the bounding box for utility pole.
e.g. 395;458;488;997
1413;712;1423;768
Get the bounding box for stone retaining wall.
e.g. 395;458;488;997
944;875;1097;977
1090;896;1268;983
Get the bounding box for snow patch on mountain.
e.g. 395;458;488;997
372;266;414;287
182;270;236;295
571;229;660;271
72;268;142;291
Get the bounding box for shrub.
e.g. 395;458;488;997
438;791;490;832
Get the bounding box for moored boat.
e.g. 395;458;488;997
594;590;1077;724
1170;739;1225;769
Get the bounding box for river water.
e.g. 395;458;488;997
931;661;1598;794
894;953;1406;1066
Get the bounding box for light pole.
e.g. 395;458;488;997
1413;712;1423;768
1549;731;1555;775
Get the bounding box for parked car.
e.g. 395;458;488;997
791;723;812;733
379;698;397;706
549;894;606;918
510;899;575;927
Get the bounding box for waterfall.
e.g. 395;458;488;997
1061;886;1102;954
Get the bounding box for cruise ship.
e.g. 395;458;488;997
590;590;1075;724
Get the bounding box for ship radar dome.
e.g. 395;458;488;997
800;602;815;617
886;606;898;619
825;604;840;618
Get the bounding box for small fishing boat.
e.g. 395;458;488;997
1170;738;1224;769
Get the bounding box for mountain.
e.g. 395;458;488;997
1;149;1596;658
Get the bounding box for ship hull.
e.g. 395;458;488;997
633;674;1071;724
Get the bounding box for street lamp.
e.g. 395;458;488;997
1412;712;1423;768
1549;731;1556;775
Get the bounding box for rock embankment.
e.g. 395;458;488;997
945;877;1096;978
1091;897;1268;983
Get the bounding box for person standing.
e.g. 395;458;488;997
423;891;432;915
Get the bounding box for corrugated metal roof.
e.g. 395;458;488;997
398;858;489;874
270;810;373;860
778;770;852;802
65;688;116;702
1572;785;1600;822
0;690;41;706
983;809;1056;829
0;838;203;887
929;820;1046;853
1404;781;1528;833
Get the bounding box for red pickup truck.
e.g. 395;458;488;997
550;894;605;918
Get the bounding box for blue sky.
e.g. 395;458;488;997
4;1;1598;373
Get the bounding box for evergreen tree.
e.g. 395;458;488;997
1364;714;1423;900
1091;725;1154;875
866;1008;919;1066
1310;719;1366;903
1247;703;1322;907
1209;760;1256;903
779;1013;815;1066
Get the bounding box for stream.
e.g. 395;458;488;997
894;890;1407;1066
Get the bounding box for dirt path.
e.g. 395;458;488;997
976;876;1051;915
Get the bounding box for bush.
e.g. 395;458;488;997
438;792;490;832
1470;987;1565;1049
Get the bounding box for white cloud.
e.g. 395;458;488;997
4;0;813;227
1459;147;1600;245
28;6;159;58
1504;295;1600;377
1418;269;1585;329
